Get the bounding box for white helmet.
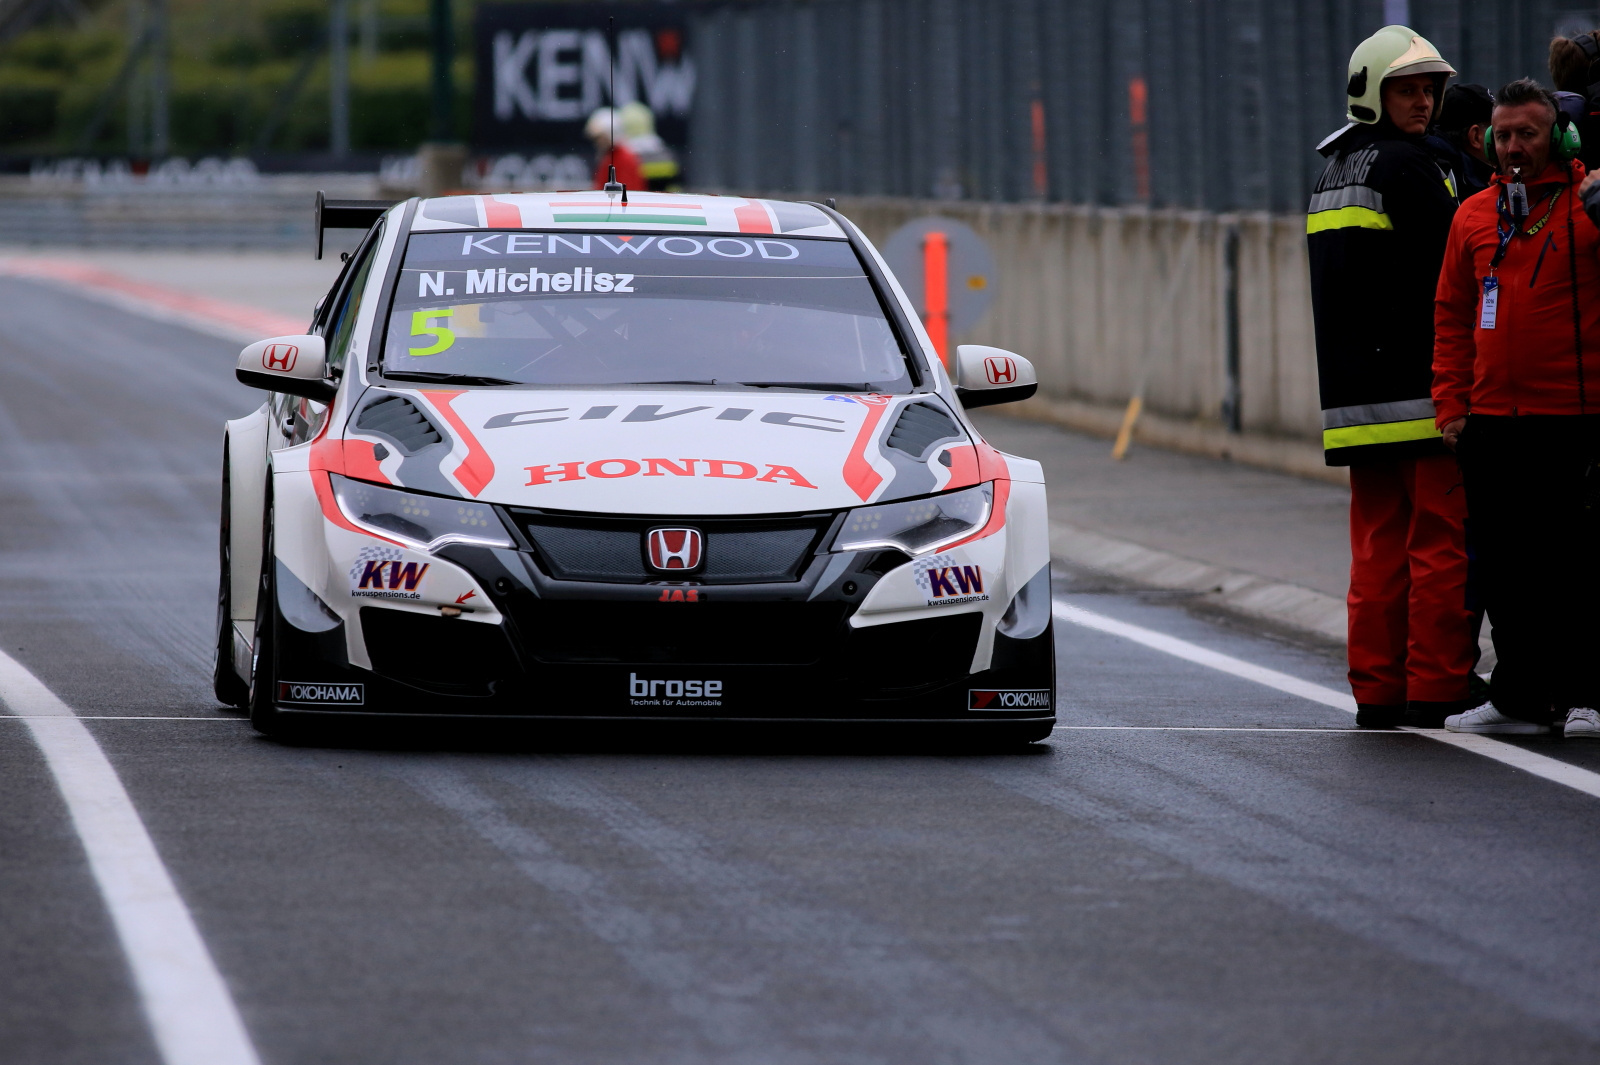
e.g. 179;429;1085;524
584;108;616;144
619;102;656;139
1346;25;1456;124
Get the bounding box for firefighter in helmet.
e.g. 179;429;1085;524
1306;26;1481;728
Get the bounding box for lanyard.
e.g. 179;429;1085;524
1491;185;1563;272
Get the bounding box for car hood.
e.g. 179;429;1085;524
340;387;988;515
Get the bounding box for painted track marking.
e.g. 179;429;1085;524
1;715;251;721
0;652;261;1065
1053;600;1600;802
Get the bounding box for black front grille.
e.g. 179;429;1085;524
515;510;834;585
517;601;849;665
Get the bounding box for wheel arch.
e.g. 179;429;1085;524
225;404;272;626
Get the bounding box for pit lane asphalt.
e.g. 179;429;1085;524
4;276;1600;1065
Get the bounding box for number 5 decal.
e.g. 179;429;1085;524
410;309;455;356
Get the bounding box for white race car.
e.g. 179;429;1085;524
217;191;1054;740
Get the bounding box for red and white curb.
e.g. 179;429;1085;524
0;257;302;346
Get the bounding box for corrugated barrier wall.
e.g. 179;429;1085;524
689;0;1571;211
691;0;1583;475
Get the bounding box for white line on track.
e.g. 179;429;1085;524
1053;726;1401;733
1;715;251;721
1053;600;1600;802
0;652;261;1065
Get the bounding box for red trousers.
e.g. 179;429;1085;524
1347;454;1477;705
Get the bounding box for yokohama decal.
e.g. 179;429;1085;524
842;395;893;501
420;390;496;496
481;196;523;228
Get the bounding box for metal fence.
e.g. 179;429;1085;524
687;0;1583;212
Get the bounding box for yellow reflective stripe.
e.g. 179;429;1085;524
1323;418;1441;449
1306;206;1394;233
1445;174;1457;198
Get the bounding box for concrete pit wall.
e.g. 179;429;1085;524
835;198;1341;485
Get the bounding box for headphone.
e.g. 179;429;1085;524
1484;108;1583;167
1575;32;1600;68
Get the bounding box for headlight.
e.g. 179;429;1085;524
330;474;514;551
832;483;992;556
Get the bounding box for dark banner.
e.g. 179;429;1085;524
473;3;693;154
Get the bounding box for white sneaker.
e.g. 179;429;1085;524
1443;704;1550;734
1565;708;1600;738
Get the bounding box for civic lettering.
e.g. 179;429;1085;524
623;404;713;422
759;411;846;433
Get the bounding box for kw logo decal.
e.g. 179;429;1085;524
348;546;430;600
913;554;990;606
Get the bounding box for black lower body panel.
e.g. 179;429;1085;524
271;601;1054;733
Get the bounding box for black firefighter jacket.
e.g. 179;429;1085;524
1307;121;1458;466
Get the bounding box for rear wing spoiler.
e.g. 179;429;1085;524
314;190;398;260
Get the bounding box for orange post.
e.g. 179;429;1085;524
1128;75;1151;204
922;230;950;365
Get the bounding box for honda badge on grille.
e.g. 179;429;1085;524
646;528;703;571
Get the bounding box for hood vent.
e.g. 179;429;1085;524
886;402;962;459
355;394;444;454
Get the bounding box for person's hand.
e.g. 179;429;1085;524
1580;171;1600;199
1442;417;1467;450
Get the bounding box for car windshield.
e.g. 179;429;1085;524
381;230;912;391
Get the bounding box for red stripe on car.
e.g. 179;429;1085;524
943;447;1011;550
735;201;774;233
482;196;523;228
420;390;496;496
841;395;892;501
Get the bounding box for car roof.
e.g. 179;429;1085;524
409;191;846;238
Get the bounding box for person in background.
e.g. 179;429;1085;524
619;102;682;192
1429;83;1495;201
1307;25;1479;729
585;107;645;192
1435;78;1600;737
1549;30;1600;170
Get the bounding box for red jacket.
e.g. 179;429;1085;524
1433;159;1600;425
593;145;645;192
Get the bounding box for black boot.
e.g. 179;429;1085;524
1405;675;1493;728
1403;701;1465;728
1356;703;1405;728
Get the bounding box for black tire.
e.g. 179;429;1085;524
213;450;250;709
247;492;285;736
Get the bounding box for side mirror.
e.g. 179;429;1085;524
236;335;336;402
953;345;1038;409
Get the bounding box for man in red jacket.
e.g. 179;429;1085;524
1434;78;1600;736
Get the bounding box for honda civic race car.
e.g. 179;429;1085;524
216;190;1054;740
